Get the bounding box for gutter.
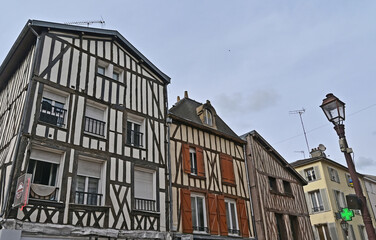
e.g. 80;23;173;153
0;24;41;218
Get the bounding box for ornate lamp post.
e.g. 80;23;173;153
340;219;349;239
320;93;376;240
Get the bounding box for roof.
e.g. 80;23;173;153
169;97;244;143
0;19;170;90
241;130;308;185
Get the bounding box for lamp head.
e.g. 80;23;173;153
320;93;345;125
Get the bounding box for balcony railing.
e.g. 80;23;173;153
134;198;156;212
75;191;103;206
40;102;67;127
312;205;324;212
193;226;209;233
127;130;143;147
84;116;105;136
228;228;240;235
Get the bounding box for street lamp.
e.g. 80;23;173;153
320;93;376;240
340;219;349;238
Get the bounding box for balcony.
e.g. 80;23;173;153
84;116;105;136
30;183;59;201
127;130;143;147
228;228;240;235
193;226;209;233
134;198;156;212
313;205;324;212
39;101;67;127
75;191;103;206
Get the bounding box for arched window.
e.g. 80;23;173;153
204;109;212;126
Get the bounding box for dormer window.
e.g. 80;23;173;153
204;109;212;126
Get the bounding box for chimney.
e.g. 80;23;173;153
184;91;188;98
310;144;326;158
177;96;180;102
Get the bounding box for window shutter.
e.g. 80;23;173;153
328;222;338;240
314;166;321;180
180;188;192;233
182;144;191;174
217;195;228;236
328;167;334;181
196;147;205;177
77;160;101;178
237;199;250;237
220;153;235;185
335;169;340;183
207;193;219;235
320;189;331;211
305;192;312;214
30;149;61;164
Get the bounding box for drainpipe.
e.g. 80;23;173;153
0;23;41;218
243;136;257;239
166;116;173;238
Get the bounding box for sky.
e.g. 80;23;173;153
1;1;376;175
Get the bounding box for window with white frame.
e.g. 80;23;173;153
75;159;104;206
27;148;63;200
309;190;324;212
126;114;144;147
134;168;156;212
84;103;106;137
97;61;122;81
40;88;68;127
190;147;197;175
191;193;208;233
225;198;239;235
304;168;317;182
204;109;213;126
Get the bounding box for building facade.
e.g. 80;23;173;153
168;93;254;239
0;20;170;239
291;146;376;240
242;131;314;240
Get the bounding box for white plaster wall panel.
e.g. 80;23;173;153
154;122;159;164
160;123;165;161
137;76;141;112
90;138;98;149
131;74;136;111
187;126;193;144
73;96;84;145
181;125;187;142
95;77;102;99
147;121;153;161
113;43;118;64
50;62;59;83
124;146;130;157
125;75;131;109
133;148;140;159
70;49;80;88
79;53;88;91
60;49;70;87
67;94;76;144
118;85;124;105
116;134;122;155
119;49;124;67
59;36;73;44
35;125;45;137
109;132;115;153
103;80;109;102
109;109;116;131
131;59;136;71
105;42;111;60
116;111;122;133
82;136;89;148
97;41;103;58
82;39;88;51
147;82;153;116
56;130;66;142
159;85;165;118
74;38;80;48
89;40;96;55
99;141;105;151
39;36;52;75
137;63;141;74
69;149;74;173
111;82;117;104
53;41;61;59
141;78;147;115
125;55;130;69
226;139;231;155
159;167;166;190
118;159;123;182
110;158;116;181
153;83;158;119
87;56;96;96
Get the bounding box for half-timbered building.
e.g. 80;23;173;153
168;92;255;239
0;20;170;239
242;131;314;240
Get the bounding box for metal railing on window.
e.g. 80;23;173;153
134;198;156;212
84;117;105;136
193;226;209;233
127;130;143;147
313;206;324;212
228;229;240;235
40;102;67;127
75;191;103;206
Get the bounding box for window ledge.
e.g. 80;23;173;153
83;132;107;140
222;181;236;187
69;203;110;211
189;174;206;180
38;120;67;131
132;209;160;216
125;143;145;150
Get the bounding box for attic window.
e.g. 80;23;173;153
204;109;212;126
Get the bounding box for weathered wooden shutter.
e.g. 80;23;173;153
328;222;338;240
237;199;250;237
320;188;330;211
182;143;191;174
314;166;321;179
220;153;235;185
217;195;228;236
207;193;219;235
196;147;205;177
305;192;312;214
181;188;193;233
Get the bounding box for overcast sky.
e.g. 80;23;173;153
1;1;376;175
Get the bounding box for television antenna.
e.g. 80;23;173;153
289;108;310;156
65;17;105;27
294;150;306;159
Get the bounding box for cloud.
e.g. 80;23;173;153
372;131;376;136
215;89;281;114
356;156;376;170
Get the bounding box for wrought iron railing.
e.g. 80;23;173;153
193;226;209;232
134;198;156;212
127;130;143;147
75;191;103;206
84;116;105;136
228;228;240;235
313;205;324;212
40;102;67;127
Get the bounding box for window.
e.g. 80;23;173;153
27;148;63;200
190;147;197;175
113;72;119;81
40;89;68;127
84;103;106;136
127;121;143;147
97;66;105;75
328;167;340;183
97;62;122;81
225;199;239;235
191;194;208;233
204;109;213;126
346;174;354;187
75;159;103;206
283;181;292;195
269;177;278;192
334;190;347;210
304;168;317;182
134;168;156;212
182;144;205;177
309;190;324;212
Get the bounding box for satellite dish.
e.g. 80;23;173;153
318;144;326;151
